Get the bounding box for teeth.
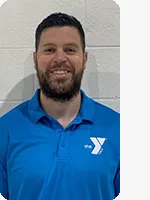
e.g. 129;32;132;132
53;70;68;74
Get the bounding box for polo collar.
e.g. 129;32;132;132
28;89;95;124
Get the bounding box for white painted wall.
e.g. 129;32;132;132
0;0;120;116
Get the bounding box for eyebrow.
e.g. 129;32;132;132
42;43;79;49
64;43;79;49
42;43;56;47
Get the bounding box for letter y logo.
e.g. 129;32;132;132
90;137;106;155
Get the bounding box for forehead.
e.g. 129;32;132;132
39;26;81;46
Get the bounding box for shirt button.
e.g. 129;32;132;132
61;142;65;147
58;129;63;133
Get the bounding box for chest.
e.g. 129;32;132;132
7;126;118;186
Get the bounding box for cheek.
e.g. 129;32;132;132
70;56;84;68
37;55;52;70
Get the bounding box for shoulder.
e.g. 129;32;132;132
90;98;120;125
0;100;30;128
0;100;31;161
90;99;120;143
0;101;30;153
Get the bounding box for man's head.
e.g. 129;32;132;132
34;12;87;102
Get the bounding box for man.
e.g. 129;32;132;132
0;12;120;200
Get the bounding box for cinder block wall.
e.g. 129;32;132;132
0;0;120;116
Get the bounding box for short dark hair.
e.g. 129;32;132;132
35;12;86;52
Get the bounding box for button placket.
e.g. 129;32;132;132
57;132;69;159
60;133;66;147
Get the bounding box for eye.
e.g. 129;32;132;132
44;48;55;53
64;47;76;54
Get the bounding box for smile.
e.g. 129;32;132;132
52;70;70;75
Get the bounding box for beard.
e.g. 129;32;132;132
36;63;84;103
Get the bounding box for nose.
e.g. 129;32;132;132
52;49;67;63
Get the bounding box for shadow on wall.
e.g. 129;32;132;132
82;50;120;99
82;52;100;97
0;47;36;116
0;51;101;117
0;74;36;117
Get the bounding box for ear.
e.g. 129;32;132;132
33;52;37;70
83;51;88;70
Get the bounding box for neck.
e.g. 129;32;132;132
40;90;82;127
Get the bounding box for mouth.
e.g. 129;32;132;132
52;70;70;75
50;70;71;79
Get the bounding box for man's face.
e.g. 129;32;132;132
34;26;87;102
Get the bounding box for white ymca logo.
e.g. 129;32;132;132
0;193;7;200
90;137;106;155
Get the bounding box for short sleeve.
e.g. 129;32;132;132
114;163;120;198
0;159;8;199
0;118;9;199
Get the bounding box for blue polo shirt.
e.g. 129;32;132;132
0;89;120;200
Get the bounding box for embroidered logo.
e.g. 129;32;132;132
0;193;7;200
89;137;106;155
